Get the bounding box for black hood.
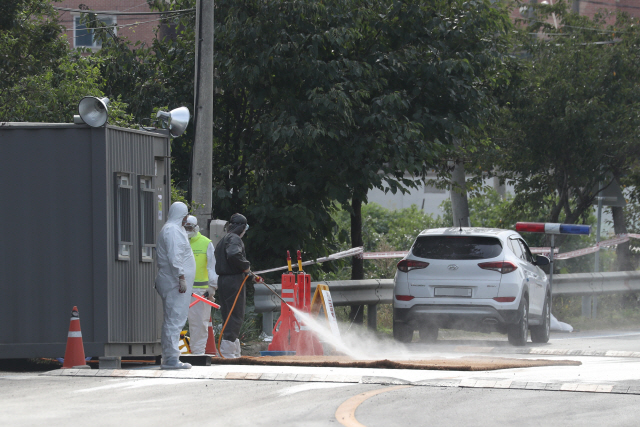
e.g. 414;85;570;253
227;213;247;236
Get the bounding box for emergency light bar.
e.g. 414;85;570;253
515;222;591;235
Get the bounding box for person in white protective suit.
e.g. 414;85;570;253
155;202;196;369
184;215;219;355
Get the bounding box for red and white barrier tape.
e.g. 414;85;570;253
361;234;640;261
362;251;409;259
554;234;636;260
254;247;364;275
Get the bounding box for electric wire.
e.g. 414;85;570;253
521;17;632;34
61;11;194;40
52;6;196;15
578;0;640;11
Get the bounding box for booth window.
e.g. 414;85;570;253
139;176;155;261
116;173;132;260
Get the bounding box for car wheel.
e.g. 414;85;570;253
418;324;438;343
393;322;413;343
530;294;550;343
507;296;528;346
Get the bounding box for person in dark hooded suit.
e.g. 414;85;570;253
214;213;252;358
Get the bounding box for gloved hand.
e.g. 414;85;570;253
206;285;217;302
178;277;187;293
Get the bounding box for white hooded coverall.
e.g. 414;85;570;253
155;202;196;365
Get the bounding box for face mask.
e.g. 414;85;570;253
187;225;200;239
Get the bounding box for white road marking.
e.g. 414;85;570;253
278;382;352;397
74;378;201;393
551;331;640;340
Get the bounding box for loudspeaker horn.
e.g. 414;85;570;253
78;97;110;127
156;106;190;137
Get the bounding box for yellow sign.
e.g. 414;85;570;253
310;284;340;337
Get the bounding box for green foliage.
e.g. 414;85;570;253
0;0;68;93
206;0;513;275
82;1;197;180
0;0;93;122
484;5;640;227
553;293;640;330
81;0;514;280
0;0;136;125
440;188;515;229
333;203;444;253
320;203;445;280
0;53;101;122
170;179;189;205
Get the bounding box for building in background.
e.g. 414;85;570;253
54;1;162;50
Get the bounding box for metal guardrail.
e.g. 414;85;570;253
255;271;640;314
553;271;640;296
254;280;393;313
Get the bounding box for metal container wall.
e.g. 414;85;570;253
0;123;170;359
105;127;168;344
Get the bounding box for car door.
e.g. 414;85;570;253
517;238;545;317
508;236;541;316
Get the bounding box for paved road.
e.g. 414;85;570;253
1;373;637;426
2;330;639;427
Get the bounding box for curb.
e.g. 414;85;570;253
42;369;640;395
453;346;640;359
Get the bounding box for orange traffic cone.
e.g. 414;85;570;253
205;317;219;356
62;306;86;369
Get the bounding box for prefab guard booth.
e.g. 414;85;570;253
0;123;172;359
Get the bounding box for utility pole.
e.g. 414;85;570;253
191;0;215;237
449;139;470;228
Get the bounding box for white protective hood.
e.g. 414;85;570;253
155;202;196;363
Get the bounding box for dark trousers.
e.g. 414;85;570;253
218;273;246;341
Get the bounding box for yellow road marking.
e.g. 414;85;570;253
335;385;411;427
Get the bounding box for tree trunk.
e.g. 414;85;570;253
612;206;633;271
450;157;470;227
349;194;364;324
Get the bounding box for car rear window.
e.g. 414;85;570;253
411;236;503;260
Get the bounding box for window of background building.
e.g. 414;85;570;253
74;16;116;49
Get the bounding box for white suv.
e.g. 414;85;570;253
393;227;551;346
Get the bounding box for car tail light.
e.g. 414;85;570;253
397;260;429;273
493;297;516;303
395;295;415;301
478;261;518;274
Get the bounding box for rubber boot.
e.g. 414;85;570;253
234;339;241;358
220;339;238;359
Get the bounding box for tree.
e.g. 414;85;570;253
0;0;68;97
0;0;132;124
80;1;197;181
486;4;640;254
88;0;512;288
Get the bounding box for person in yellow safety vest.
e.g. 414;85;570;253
184;215;218;355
